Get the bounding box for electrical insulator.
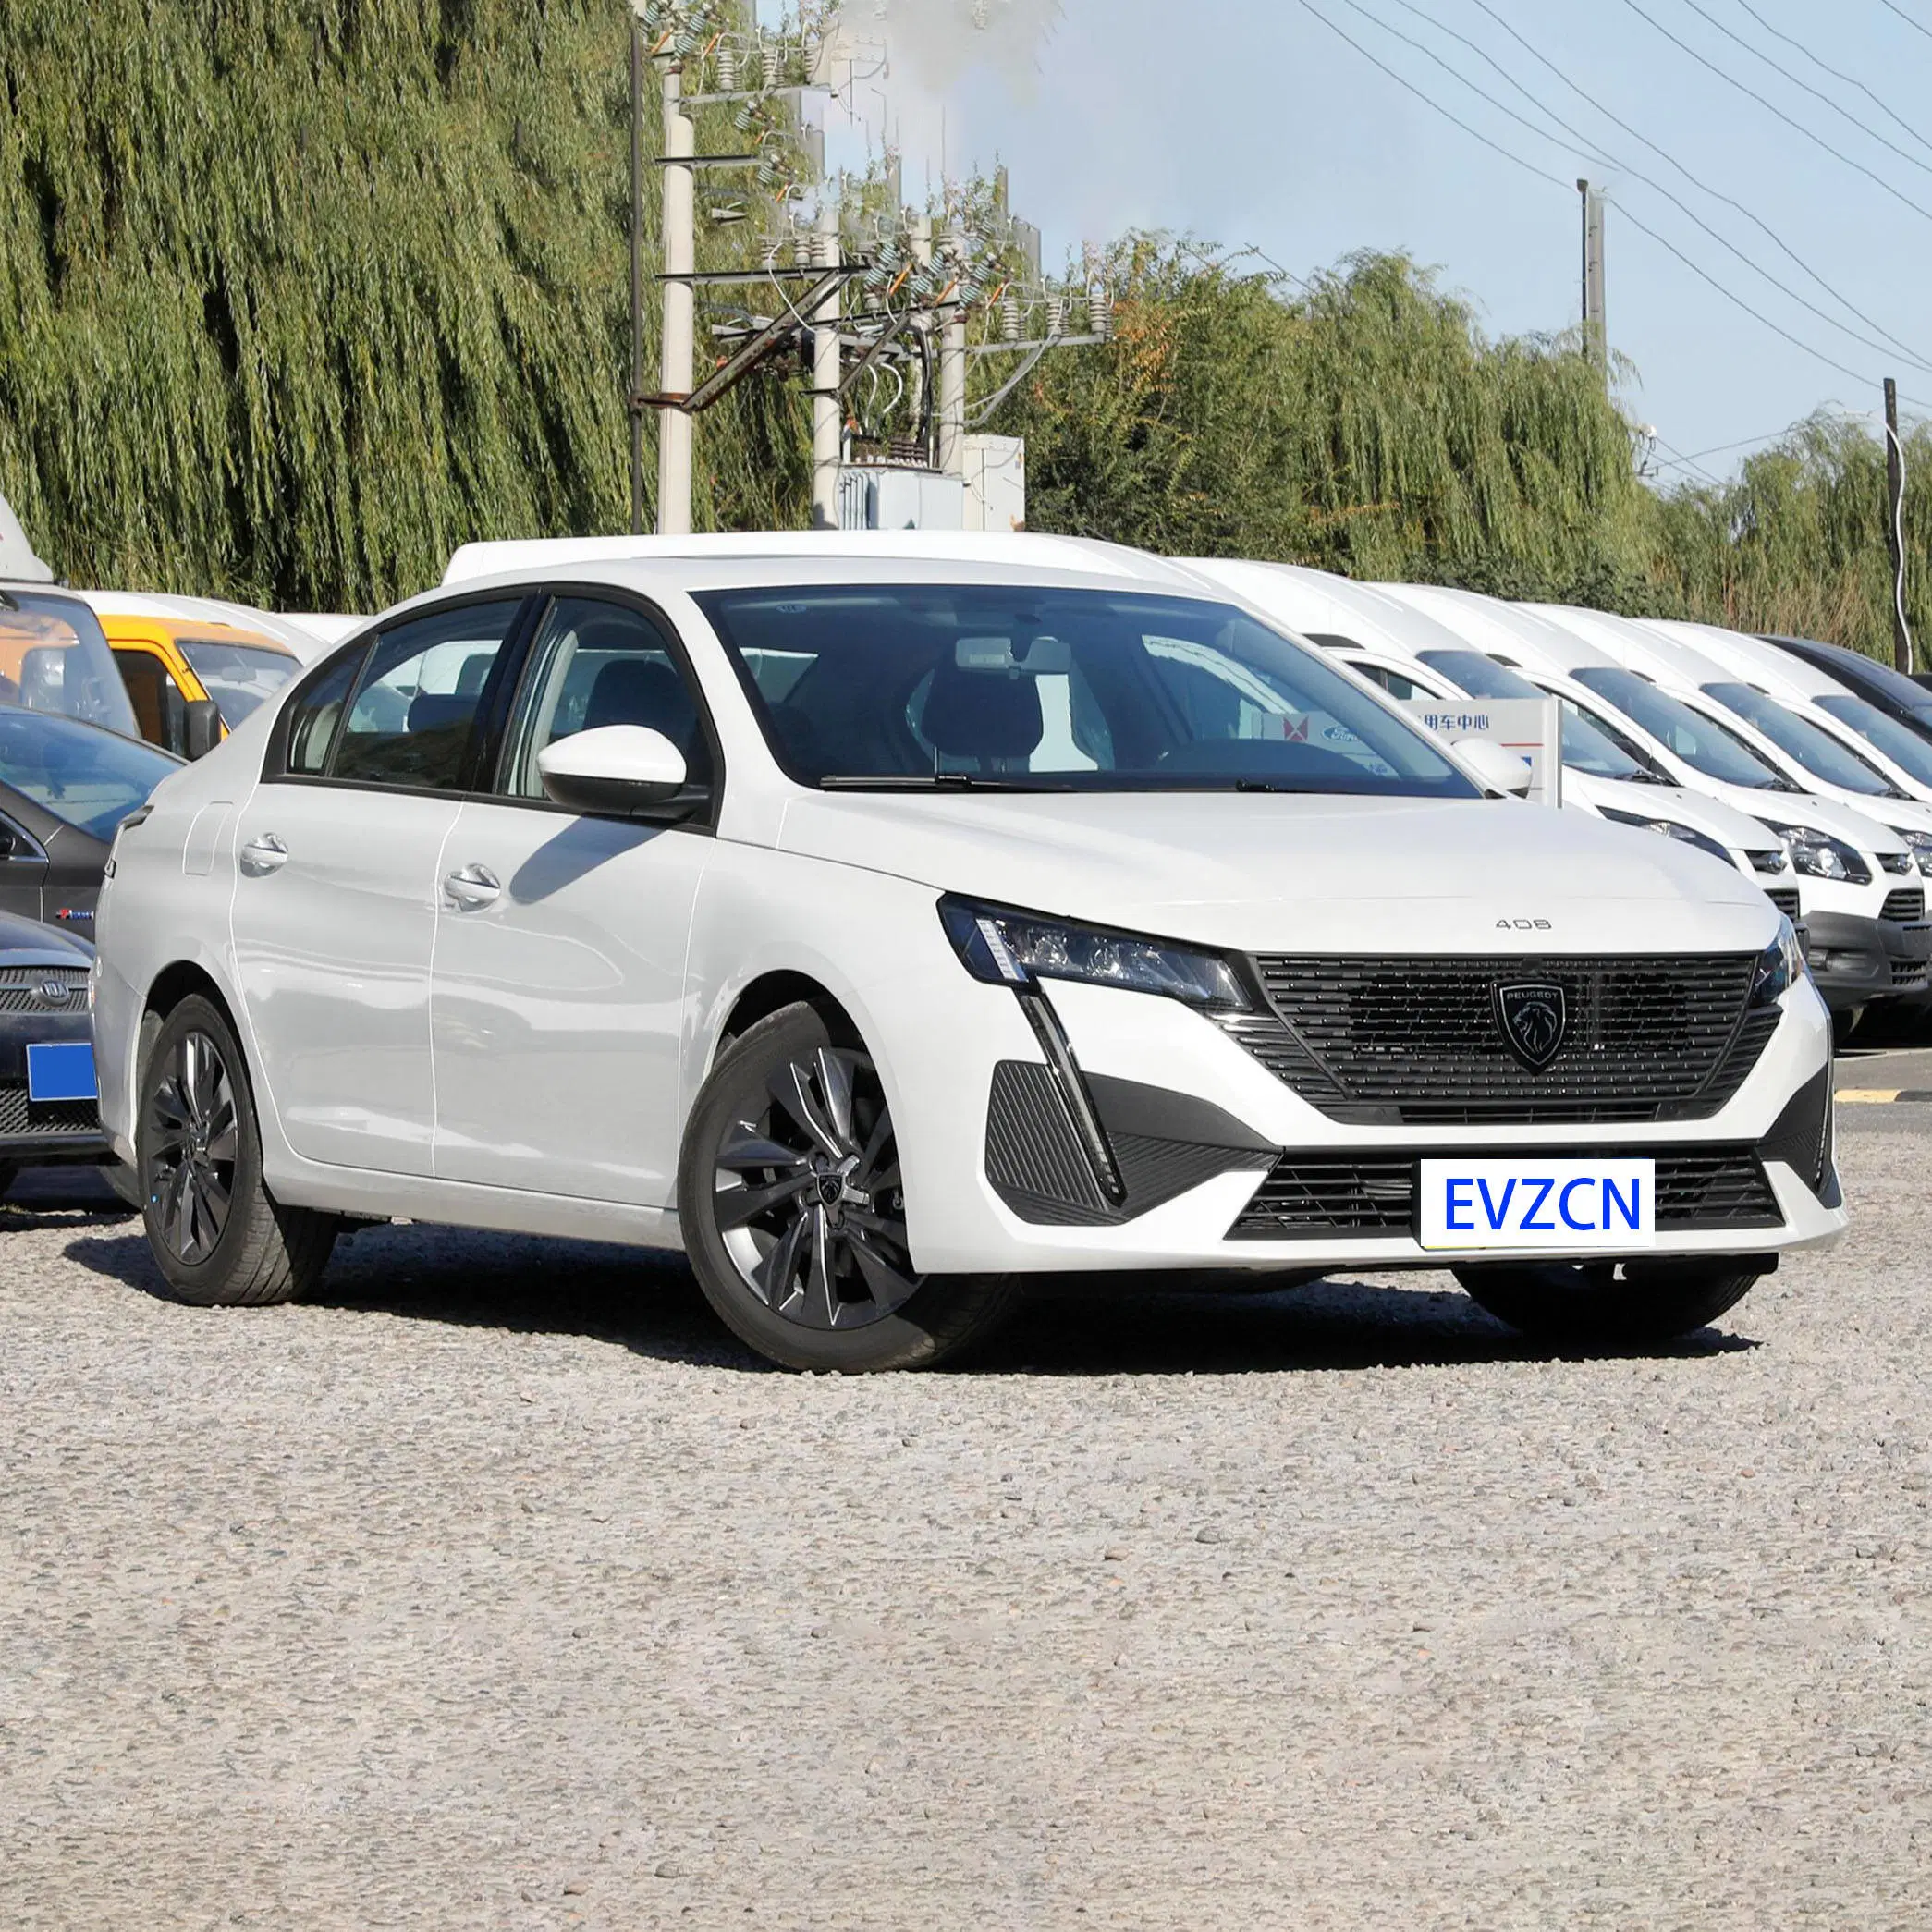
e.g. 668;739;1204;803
1002;291;1022;341
762;41;784;91
1089;286;1112;340
715;44;737;91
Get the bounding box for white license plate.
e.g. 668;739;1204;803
1417;1158;1656;1252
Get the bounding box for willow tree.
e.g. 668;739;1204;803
0;0;809;608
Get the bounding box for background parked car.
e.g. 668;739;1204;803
0;584;145;742
0;907;105;1197
89;605;299;758
0;708;180;932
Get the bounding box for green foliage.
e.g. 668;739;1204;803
0;0;803;608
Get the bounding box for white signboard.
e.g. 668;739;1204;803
1399;697;1561;807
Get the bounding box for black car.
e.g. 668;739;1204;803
1761;634;1932;746
0;908;104;1192
0;705;180;934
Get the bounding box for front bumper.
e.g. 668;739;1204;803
0;1009;107;1168
1804;911;1932;1009
897;972;1845;1277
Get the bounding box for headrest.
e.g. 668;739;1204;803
922;659;1044;762
583;656;693;739
407;691;476;736
454;652;495;697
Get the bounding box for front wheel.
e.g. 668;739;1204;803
1453;1258;1763;1346
138;994;337;1307
677;1003;1020;1372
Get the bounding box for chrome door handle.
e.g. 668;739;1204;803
443;863;501;910
238;834;288;877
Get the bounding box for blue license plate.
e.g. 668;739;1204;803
1417;1157;1656;1252
27;1041;97;1103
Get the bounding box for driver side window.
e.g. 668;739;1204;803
496;597;712;801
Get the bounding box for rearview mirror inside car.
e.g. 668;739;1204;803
1452;737;1533;798
537;725;703;821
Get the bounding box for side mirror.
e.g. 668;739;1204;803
1453;737;1533;798
0;822;17;858
537;725;703;821
182;698;224;760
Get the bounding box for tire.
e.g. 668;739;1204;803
677;1002;1021;1372
137;993;337;1307
1453;1258;1762;1346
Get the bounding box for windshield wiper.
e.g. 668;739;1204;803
818;774;1070;792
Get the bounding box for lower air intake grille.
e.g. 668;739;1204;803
1882;887;1926;923
1893;956;1927;988
1229;952;1771;1125
0;1084;99;1140
1766;887;1801;921
1230;1147;1782;1241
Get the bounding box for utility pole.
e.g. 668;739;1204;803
936;252;968;481
1578;177;1606;383
657;55;696;536
811;197;842;529
1885;376;1914;674
629;16;647;534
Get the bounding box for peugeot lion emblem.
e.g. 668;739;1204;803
1495;982;1568;1070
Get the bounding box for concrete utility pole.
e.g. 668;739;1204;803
935;233;969;480
657;57;696;536
1578;177;1606;382
1885;376;1915;675
629;18;647;533
812;199;843;530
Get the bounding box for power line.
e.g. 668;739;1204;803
1461;0;1932;375
1880;0;1932;44
1613;0;1932;226
1650;434;1730;484
1730;0;1932;165
1335;0;1932;380
1290;0;1571;190
1671;0;1932;179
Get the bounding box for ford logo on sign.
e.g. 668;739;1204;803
1495;982;1567;1070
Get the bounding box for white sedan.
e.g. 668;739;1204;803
92;548;1843;1370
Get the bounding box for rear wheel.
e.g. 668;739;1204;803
138;994;336;1307
678;1003;1020;1372
1453;1258;1762;1346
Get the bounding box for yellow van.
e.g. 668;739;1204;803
92;610;300;759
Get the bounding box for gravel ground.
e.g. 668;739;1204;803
2;1138;1928;1931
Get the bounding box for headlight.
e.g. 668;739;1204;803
1756;820;1873;885
938;897;1251;1009
1749;915;1807;1007
1599;807;1731;866
1889;827;1932;876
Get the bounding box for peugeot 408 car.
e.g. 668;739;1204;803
91;546;1844;1370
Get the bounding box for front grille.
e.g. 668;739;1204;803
1230;1147;1781;1240
1882;887;1926;923
0;1083;99;1140
0;965;89;1015
1766;887;1801;920
1229;954;1772;1126
1894;956;1928;989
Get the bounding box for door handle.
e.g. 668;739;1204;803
443;862;502;910
238;834;288;877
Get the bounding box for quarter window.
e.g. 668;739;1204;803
329;601;523;790
283;648;363;776
497;597;711;801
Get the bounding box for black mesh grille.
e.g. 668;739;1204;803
0;965;89;1015
1766;887;1800;920
1893;956;1927;988
1882;887;1926;923
0;1083;99;1140
1230;1147;1781;1241
1228;953;1772;1125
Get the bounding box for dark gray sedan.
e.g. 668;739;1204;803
0;907;104;1194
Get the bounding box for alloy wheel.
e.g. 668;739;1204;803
712;1045;921;1330
145;1029;239;1265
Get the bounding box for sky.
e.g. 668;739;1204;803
788;0;1932;487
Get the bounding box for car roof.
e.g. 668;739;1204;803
68;590;329;657
1179;560;1477;661
90;609;296;657
441;529;1204;591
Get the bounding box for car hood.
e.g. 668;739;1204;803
776;791;1778;954
1565;772;1785;851
0;908;92;966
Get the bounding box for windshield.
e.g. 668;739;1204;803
0;704;178;839
0;591;141;740
695;586;1479;797
1414;648;1539;700
1571;666;1792;789
1414;647;1655;781
1700;682;1898;796
1816;691;1932;789
179;639;295;728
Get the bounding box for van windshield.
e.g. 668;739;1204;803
1702;681;1900;796
180;639;296;727
0;591;141;740
696;585;1479;797
1571;666;1796;790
